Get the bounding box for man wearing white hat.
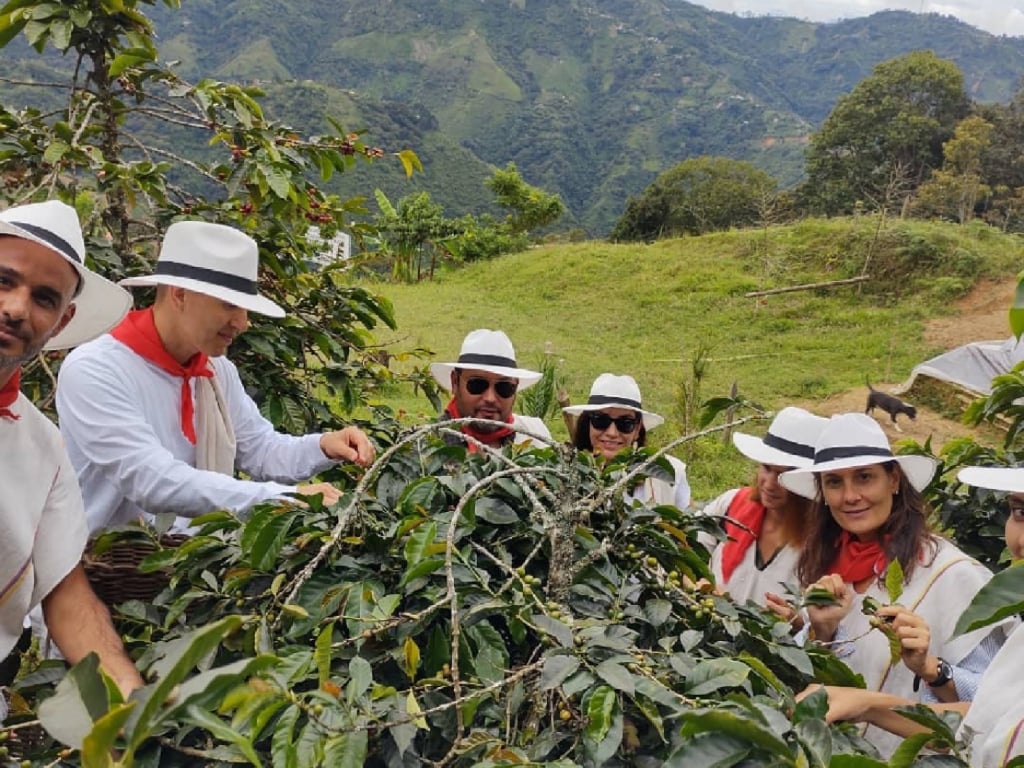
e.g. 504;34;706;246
430;329;552;449
56;220;375;534
0;200;142;705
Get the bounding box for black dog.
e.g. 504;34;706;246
866;379;917;431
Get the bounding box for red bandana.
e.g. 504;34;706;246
0;369;21;421
828;531;887;584
444;399;514;450
718;487;764;583
110;308;212;444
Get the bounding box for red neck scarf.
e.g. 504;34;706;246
444;399;514;450
0;369;21;421
110;308;212;444
719;487;765;583
828;531;887;584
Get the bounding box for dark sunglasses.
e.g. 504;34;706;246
464;376;517;399
589;412;640;433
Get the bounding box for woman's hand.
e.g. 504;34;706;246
765;591;803;631
876;605;931;678
805;574;853;643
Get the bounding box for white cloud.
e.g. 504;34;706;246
690;0;1024;37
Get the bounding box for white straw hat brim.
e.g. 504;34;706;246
430;362;542;391
0;220;132;350
779;454;938;499
732;431;816;468
562;401;664;430
119;274;285;318
957;466;1024;494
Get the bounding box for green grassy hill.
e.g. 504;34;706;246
364;217;1022;495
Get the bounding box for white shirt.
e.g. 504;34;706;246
963;624;1024;767
703;488;801;606
57;334;337;533
0;391;87;659
824;539;1008;758
625;455;691;510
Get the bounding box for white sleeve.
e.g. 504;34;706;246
669;457;691;509
57;353;300;519
217;359;336;482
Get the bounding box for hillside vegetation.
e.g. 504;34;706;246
367;217;1022;494
7;1;1024;233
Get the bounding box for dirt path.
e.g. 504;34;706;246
799;278;1015;447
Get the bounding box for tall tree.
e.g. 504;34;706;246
801;51;970;216
913;115;994;224
611;156;777;242
0;0;420;426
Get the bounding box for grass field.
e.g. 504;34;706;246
359;216;1023;497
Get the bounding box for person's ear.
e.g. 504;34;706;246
51;303;76;338
450;370;459;391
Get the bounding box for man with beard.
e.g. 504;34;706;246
430;328;552;450
0;200;143;709
56;220;375;535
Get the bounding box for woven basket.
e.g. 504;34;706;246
83;532;189;607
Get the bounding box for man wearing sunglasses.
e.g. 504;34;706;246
430;328;553;450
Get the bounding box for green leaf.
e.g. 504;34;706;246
884;559;905;604
532;613;574;648
540;654;580;690
794;719;831;767
315;622;334;686
1011;274;1024;341
347;656;372;703
887;731;935;768
398;149;422;177
184;705;262;767
250;508;296;571
125;616;243;751
323;730;368;768
954;561;1024;635
38;653;109;749
81;702;135;768
684;658;750;696
595;660;635;696
584;685;617;745
643;598;672;626
43;139;68;164
403;635;421;681
262;165;291;198
403;519;437;568
406;690;428;728
664;732;750;768
679;709;790;757
474;497;519;524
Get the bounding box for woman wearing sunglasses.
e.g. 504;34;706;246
563;373;690;509
800;465;1024;767
701;407;826;610
779;414;1009;758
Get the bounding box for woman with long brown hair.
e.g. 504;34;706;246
781;413;1009;757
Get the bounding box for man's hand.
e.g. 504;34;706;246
320;426;375;467
295;482;342;506
805;573;854;643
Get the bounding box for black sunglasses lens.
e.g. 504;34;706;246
465;377;489;395
494;381;517;398
590;413;639;432
465;377;517;398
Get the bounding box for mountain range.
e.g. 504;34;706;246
8;0;1024;234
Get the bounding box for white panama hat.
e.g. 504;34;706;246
430;329;542;391
119;220;284;318
0;200;131;350
562;373;664;430
732;406;828;468
957;466;1024;493
779;412;938;499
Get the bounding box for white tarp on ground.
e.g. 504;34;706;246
895;337;1024;396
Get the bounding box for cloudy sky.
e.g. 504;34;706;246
690;1;1024;37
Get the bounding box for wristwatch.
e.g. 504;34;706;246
914;657;953;691
929;657;953;688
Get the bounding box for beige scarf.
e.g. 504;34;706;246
194;375;236;475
